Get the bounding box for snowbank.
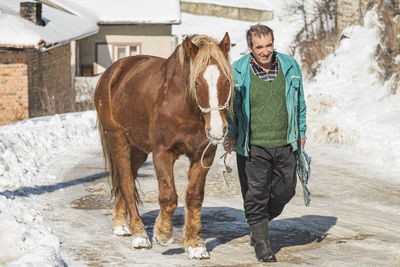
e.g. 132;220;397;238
0;111;99;189
0;196;62;266
305;9;400;177
0;111;99;265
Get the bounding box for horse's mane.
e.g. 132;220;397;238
177;35;234;112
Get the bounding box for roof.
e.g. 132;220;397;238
49;0;181;24
0;0;98;50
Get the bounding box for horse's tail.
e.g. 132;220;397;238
97;118;142;206
97;120;117;196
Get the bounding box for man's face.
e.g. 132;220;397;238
248;33;274;68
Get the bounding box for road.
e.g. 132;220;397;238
30;144;400;266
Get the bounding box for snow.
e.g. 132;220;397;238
51;0;181;24
1;0;399;265
0;0;98;48
0;196;62;266
0;0;180;48
306;8;400;179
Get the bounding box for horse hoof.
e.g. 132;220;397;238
154;234;174;246
132;237;152;249
187;247;210;259
113;225;131;236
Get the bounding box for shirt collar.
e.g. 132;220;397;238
250;51;277;71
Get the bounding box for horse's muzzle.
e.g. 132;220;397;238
206;126;228;145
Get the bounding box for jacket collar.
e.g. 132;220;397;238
234;52;293;77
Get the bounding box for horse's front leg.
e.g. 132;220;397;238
184;148;216;259
152;149;178;245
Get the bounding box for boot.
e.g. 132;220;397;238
249;218;277;262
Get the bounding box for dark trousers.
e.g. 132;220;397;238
237;144;297;225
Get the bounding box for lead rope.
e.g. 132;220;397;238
200;138;232;188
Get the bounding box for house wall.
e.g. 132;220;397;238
27;43;73;118
78;24;177;73
0;49;29;125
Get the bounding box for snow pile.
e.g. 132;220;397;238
75;76;101;103
306;9;400;175
0;111;99;189
0;111;99;265
0;195;62;266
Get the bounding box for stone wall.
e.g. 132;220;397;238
0;49;29;125
337;0;363;34
181;2;273;22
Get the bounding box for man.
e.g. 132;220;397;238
225;24;307;262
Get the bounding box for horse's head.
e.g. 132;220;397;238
182;33;234;144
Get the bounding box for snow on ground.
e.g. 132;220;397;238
1;0;399;265
0;112;99;266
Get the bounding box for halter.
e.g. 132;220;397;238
193;81;232;169
194;82;232;115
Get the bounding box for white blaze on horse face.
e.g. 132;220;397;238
203;64;224;140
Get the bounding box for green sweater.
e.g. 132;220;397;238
249;64;288;148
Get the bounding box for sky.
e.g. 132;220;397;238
1;0;399;265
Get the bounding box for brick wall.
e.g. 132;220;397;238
0;43;73;125
0;49;29;125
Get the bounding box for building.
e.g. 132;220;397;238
49;0;181;76
0;0;181;125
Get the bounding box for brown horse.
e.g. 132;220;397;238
94;33;233;259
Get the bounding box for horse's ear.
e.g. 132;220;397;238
219;32;230;58
183;37;199;60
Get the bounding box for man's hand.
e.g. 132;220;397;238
224;136;236;153
297;138;306;149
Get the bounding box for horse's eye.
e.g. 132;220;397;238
195;82;199;87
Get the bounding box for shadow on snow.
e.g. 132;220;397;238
0;172;108;198
0;171;154;199
140;207;337;255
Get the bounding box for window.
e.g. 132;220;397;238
94;43;141;75
114;45;140;61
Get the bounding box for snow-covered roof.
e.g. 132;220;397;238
50;0;181;24
0;0;98;49
0;0;181;49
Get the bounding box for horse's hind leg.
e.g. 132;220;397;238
152;149;178;246
107;130;150;248
113;146;148;236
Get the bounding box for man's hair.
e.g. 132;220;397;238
246;24;274;48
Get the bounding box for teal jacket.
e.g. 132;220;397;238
228;52;307;156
